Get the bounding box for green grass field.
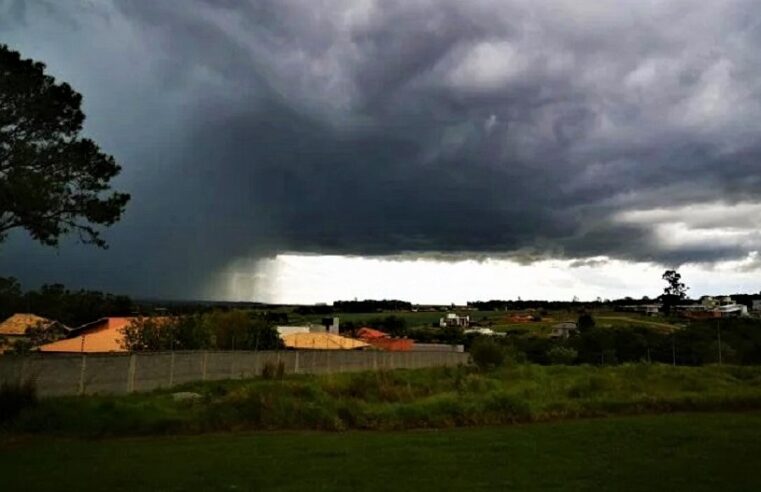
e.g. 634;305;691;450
293;309;683;335
7;364;761;437
2;412;760;491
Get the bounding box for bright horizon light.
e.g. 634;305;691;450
208;252;761;305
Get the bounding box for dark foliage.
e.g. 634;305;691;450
0;380;37;423
0;44;129;247
261;361;285;380
577;312;596;332
0;277;133;326
496;317;761;367
470;337;505;370
121;311;284;352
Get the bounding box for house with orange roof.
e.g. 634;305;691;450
356;327;414;351
38;317;137;353
280;332;370;350
0;313;68;353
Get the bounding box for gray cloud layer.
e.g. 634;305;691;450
2;0;761;297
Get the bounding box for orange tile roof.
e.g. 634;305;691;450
356;327;389;340
281;332;370;350
38;317;134;353
0;313;58;336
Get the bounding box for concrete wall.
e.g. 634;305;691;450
0;350;469;397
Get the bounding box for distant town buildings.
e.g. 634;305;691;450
618;295;752;318
616;304;661;316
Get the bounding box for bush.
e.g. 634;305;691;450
547;346;578;365
577;313;595;331
470;337;505;371
261;361;285;380
0;380;37;423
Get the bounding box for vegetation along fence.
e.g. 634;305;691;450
0;350;469;397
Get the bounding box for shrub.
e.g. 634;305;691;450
261;361;285;380
470;337;505;371
547;346;578;365
577;313;596;331
0;380;38;423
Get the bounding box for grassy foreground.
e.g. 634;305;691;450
2;413;761;491
6;364;761;436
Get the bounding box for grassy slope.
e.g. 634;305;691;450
2;412;761;491
7;364;761;436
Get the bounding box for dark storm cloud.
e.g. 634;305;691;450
2;0;761;297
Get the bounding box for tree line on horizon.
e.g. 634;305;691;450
0;277;133;327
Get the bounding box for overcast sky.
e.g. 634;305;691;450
2;0;761;303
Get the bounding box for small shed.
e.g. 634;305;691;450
549;322;578;339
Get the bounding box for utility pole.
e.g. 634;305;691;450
672;334;676;367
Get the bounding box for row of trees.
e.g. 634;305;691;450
481;316;761;367
121;310;282;352
0;277;133;326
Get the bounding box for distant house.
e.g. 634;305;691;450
38;317;155;353
280;332;370;350
277;318;341;337
675;295;749;318
276;326;311;337
617;305;661;315
753;300;761;312
717;303;748;317
0;314;68;352
439;313;470;328
549;322;578;339
356;327;414;351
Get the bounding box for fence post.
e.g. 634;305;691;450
294;351;300;374
19;356;28;385
78;354;87;396
127;353;136;393
169;351;175;387
201;351;209;381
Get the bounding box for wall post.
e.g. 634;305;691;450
78;355;87;396
127;353;137;393
169;351;175;387
201;351;209;381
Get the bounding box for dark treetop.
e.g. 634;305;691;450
0;44;129;248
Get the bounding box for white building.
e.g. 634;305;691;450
439;313;470;328
717;304;748;317
276;326;311;337
549;322;578;339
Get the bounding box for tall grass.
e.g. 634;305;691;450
6;364;761;436
0;380;37;424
